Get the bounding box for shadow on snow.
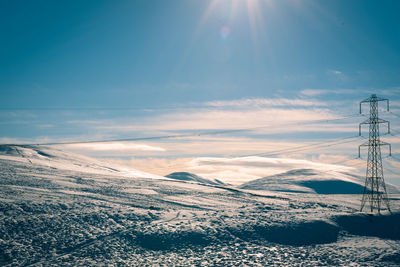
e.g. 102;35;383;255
334;212;400;240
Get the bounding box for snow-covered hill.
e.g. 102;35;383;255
240;168;400;194
1;145;400;266
165;172;225;185
0;145;166;180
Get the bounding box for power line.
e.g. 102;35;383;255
312;158;365;177
147;135;365;173
1;114;361;146
152;152;367;178
385;167;400;176
389;128;400;136
241;135;362;158
388;154;400;162
145;97;396;188
0;106;208;112
150;153;363;175
389;111;400;118
1;109;388;176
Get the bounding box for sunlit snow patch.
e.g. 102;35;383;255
0;145;167;180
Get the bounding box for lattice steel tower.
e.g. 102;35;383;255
358;94;391;213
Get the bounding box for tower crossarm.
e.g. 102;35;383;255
358;140;392;157
359;118;390;135
378;141;392;156
359;94;389;114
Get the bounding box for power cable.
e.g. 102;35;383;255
385;167;400;176
388;154;400;162
0;106;216;112
389;111;400;118
0;114;361;146
151;132;393;174
240;135;363;158
147;135;365;173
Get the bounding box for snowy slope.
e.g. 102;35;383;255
0;145;166;180
240;168;400;194
1;145;400;266
165;172;225;185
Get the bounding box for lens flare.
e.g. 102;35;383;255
220;26;231;39
200;0;273;47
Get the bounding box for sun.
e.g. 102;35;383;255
200;0;274;45
201;0;269;24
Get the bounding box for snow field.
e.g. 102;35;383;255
0;145;400;266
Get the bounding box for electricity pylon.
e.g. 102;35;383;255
358;94;391;213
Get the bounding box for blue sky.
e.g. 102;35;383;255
1;0;400;184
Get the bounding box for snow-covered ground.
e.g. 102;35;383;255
1;145;400;266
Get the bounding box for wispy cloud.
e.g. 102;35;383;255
64;142;166;152
206;98;327;108
330;70;342;75
300;87;400;98
326;69;349;82
300;88;359;97
49;95;367;161
92;108;337;134
4;95;390;173
380;87;400;97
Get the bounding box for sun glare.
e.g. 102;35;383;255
200;0;275;47
201;0;270;24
